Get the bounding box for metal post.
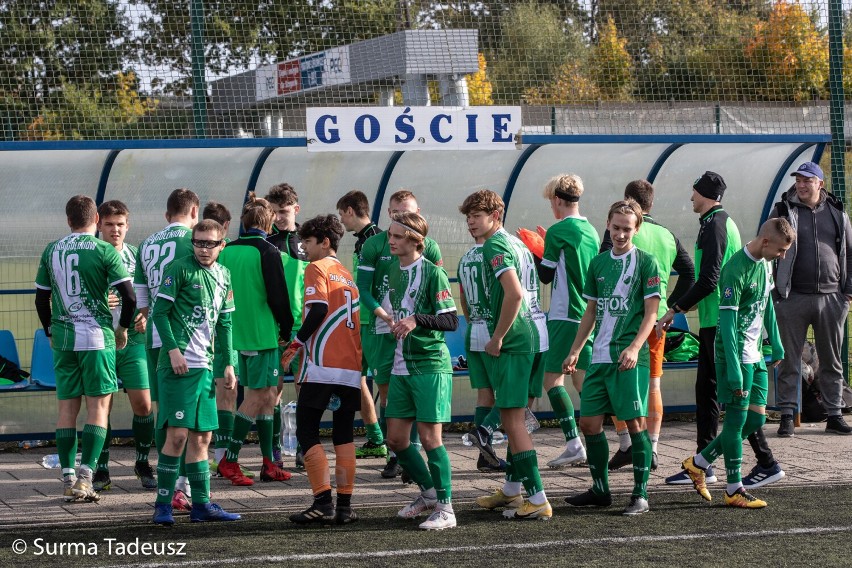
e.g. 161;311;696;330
190;0;208;138
829;0;848;382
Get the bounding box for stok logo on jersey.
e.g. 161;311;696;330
597;296;629;316
435;289;451;302
490;254;505;269
647;276;660;287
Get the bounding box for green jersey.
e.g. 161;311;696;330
458;244;492;352
482;228;548;354
716;247;774;365
357;231;443;335
631;217;677;319
35;232;131;351
110;244;144;347
388;256;456;375
583;247;661;366
152;255;235;371
541;215;600;323
134;223;194;348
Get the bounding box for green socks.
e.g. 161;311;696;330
81;424;108;471
512;449;544;497
256;414;274;460
395;444;434;491
629;430;652;499
97;423;111;471
226;411;254;462
548;386;579;441
585;431;610;496
186;460;211;505
215;410;234;450
365;421;384;445
132;413;155;463
425;446;453;504
156;454;180;504
719;405;748;484
56;427;78;476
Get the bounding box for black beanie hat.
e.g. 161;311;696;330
693;171;726;201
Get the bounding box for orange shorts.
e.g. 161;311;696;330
648;328;665;379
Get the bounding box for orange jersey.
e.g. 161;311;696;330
297;256;362;387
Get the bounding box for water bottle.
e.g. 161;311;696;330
525;407;541;433
18;440;43;450
462;430;506;445
326;393;341;412
41;453;82;469
282;401;298;456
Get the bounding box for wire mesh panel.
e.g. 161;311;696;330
0;1;843;141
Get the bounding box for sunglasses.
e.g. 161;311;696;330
192;239;222;249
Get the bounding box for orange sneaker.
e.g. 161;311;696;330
217;458;254;486
260;457;292;482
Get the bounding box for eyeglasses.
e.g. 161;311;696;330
192;239;222;249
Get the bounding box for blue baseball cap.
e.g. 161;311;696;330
791;162;824;181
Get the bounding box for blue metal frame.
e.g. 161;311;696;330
372;151;405;224
646;144;683;183
239;147;277;233
522;134;831;145
95;150;122;206
0;138;308;151
502;144;542;219
0;289;35;295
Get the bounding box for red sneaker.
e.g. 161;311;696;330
261;457;292;482
217;458;254;486
171;489;192;512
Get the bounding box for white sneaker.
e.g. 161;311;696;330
547;444;587;468
419;509;457;530
397;494;437;519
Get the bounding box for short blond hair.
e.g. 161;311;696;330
543;174;584;201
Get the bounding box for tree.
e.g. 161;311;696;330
488;0;586;104
589;16;633;100
23;72;158;140
466;53;494;105
745;0;828;101
523;61;600;104
0;0;135;139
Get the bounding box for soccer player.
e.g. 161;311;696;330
201;202;242;469
217;194;294;485
600;180;695;471
679;218;792;508
357;190;443;479
461;190;551;521
135;188;199;511
35;195;136;502
92;200;156;492
535;174;600;469
150;219;241;525
458;216;508;473
564;199;661;516
281;214;363;525
265;183;309;469
383;212;459;530
336;190;386;459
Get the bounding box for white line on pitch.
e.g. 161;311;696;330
105;525;852;568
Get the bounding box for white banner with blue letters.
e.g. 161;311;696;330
306;106;522;152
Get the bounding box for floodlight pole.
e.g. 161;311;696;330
190;0;208;138
828;0;849;382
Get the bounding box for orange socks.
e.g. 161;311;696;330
303;444;331;496
334;443;356;496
